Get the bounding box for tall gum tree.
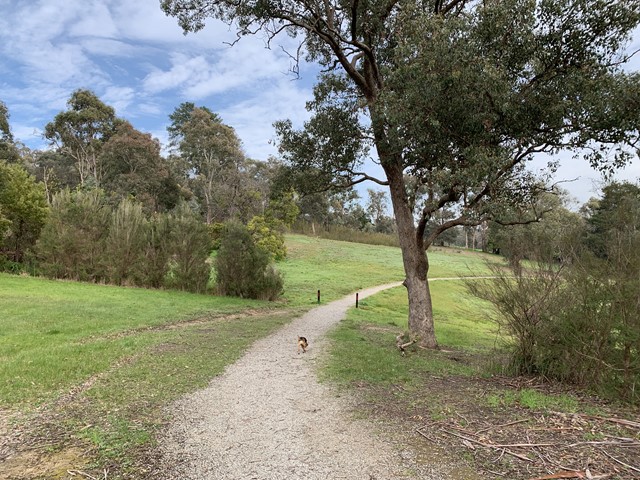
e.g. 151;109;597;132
44;90;121;188
162;0;640;348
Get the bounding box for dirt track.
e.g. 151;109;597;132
158;283;451;479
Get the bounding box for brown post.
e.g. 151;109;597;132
356;292;359;308
317;289;320;304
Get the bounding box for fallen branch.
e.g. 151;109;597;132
476;418;530;434
68;471;99;480
415;428;438;443
442;429;533;462
601;450;640;473
526;471;585;479
396;334;416;355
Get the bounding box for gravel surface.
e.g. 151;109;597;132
159;284;450;479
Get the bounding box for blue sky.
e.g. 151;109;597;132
0;0;317;160
1;0;639;206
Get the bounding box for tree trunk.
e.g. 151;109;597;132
384;160;439;349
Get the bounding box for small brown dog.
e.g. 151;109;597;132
297;336;308;354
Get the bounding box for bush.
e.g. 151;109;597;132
469;250;640;404
35;189;110;281
132;213;172;289
247;215;286;260
105;199;146;285
164;203;212;293
215;221;283;300
0;161;49;262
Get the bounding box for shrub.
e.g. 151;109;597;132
132;213;172;289
0;161;49;262
207;222;225;250
35;189;110;281
105;199;146;285
164;203;212;293
215;221;283;300
247;215;286;260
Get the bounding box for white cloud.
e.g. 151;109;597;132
102;86;136;116
219;77;314;160
143;54;212;94
66;1;118;38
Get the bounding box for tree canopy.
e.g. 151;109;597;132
163;0;640;348
44;89;122;187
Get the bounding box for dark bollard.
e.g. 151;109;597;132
317;289;320;304
356;292;359;308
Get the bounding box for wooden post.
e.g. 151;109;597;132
356;292;359;308
317;289;320;304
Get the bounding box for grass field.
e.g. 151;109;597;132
278;234;495;305
321;281;501;388
0;234;511;478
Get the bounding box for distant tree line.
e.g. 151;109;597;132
0;92;399;297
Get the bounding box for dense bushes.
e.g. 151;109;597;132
214;221;283;300
36;190;212;292
469;183;640;404
0;161;49;263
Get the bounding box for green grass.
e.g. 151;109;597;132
278;234;496;306
0;273;268;408
321;282;500;387
486;388;580;412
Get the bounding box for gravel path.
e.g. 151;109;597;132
159;284;449;479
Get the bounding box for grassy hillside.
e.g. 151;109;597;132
279;234;495;305
0;234;502;478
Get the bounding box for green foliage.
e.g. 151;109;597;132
266;187;299;228
470;182;640;403
0;161;49;263
167;102;220;152
0;100;19;163
248;215;287;260
207;221;225;250
99;121;180;214
215;221;283;300
35;189;110;281
165;203;213;293
36;192;212;293
584;182;640;258
44;89;121;188
489;192;584;268
132;213;173;288
179;107;246;224
105;199;147;285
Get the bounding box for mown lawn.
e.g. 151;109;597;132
0;273;267;407
278;234;495;305
322;281;500;388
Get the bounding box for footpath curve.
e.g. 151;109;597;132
158;283;450;479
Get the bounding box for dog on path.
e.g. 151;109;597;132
297;336;308;354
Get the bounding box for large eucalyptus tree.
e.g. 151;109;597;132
162;0;640;348
44;89;121;188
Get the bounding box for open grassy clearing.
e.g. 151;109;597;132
0;273;271;409
0;235;440;477
322;281;640;479
279;234;495;305
0;235;518;479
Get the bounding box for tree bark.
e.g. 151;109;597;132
383;155;439;349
